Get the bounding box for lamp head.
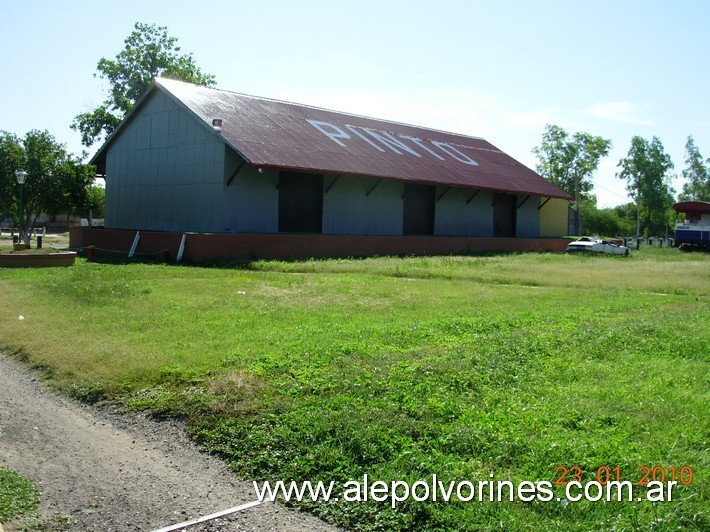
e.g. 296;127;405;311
15;169;27;185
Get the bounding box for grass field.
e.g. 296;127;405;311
0;467;39;523
0;248;708;530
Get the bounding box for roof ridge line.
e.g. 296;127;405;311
154;77;487;142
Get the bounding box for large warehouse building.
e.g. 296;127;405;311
73;78;571;260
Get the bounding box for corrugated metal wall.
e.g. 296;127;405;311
219;160;540;238
322;175;403;235
516;196;541;237
222;149;279;233
105;91;225;232
540;199;569;237
435;188;494;236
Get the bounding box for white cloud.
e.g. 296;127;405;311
583;101;653;126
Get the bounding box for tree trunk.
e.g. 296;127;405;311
22;212;31;246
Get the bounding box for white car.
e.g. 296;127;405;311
567;237;630;255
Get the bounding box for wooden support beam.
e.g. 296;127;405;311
226;160;246;187
538;197;552;210
325;175;341;194
517;195;531;209
466;189;481;205
436;186;451;202
366;179;382;197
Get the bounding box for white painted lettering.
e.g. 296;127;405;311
399;135;446;160
363;130;421;157
306;118;480;167
307;120;350;147
345;126;386;152
430;141;479;166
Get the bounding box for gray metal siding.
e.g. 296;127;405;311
434;188;494;236
322;175;403;235
104;91;225;232
516;196;540;237
222;150;279;233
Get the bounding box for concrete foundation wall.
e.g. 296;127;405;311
71;227;572;262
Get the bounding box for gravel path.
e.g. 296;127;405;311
0;355;337;531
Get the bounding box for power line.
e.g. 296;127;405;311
590;178;630;201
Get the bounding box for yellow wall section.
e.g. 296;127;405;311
540;198;569;237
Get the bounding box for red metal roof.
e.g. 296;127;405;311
673;201;710;215
100;78;571;200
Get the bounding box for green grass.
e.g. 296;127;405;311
0;233;71;254
0;248;708;530
0;467;39;523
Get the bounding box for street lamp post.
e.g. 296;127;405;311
15;169;27;244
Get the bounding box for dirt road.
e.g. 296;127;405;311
0;355;336;531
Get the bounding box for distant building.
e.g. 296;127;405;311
673;201;710;249
77;78;571;260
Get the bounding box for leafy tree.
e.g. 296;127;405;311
617;136;675;237
0;130;95;244
0;131;24;221
532;124;612;200
87;185;105;219
532;124;612;234
613;202;640;234
678;136;710;201
578;196;624;237
580;199;634;237
72;22;216;147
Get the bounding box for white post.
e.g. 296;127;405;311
128;231;141;257
176;233;187;262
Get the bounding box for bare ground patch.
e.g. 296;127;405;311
0;355;337;531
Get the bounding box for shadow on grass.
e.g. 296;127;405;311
76;249;532;270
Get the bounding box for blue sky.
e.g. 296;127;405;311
1;0;708;207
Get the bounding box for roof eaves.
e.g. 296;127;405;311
673;200;710;214
255;163;571;200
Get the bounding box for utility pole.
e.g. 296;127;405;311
574;170;580;236
15;169;27;245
